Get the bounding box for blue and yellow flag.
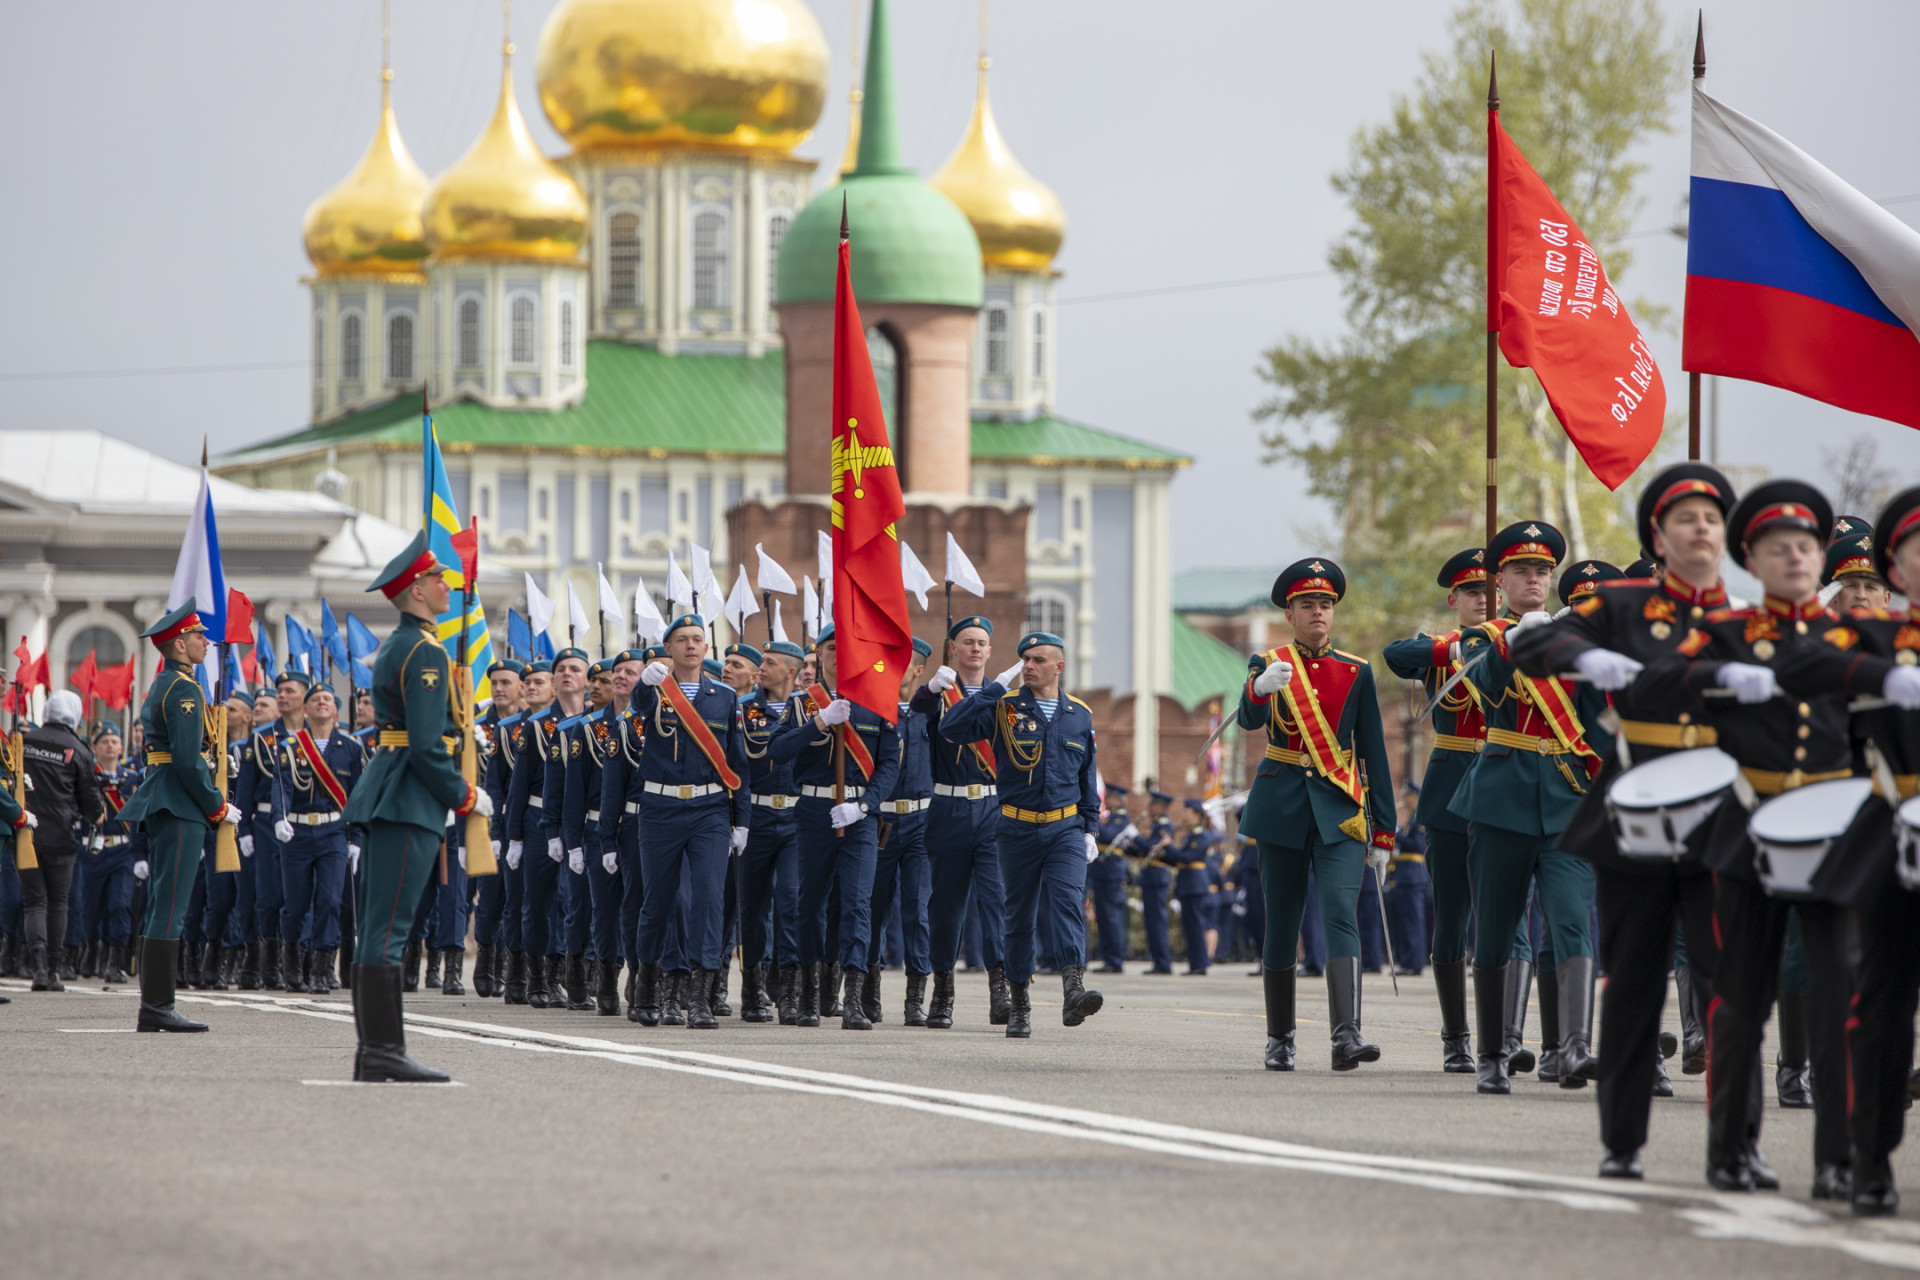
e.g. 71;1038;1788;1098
423;410;494;702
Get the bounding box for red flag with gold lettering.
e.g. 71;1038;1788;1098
830;207;912;723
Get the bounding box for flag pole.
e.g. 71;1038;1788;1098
762;590;774;645
1485;52;1500;553
942;581;953;669
1688;12;1706;461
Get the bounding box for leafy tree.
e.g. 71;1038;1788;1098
1256;0;1681;646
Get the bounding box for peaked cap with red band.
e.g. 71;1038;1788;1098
1558;558;1623;606
1490;520;1566;570
1728;480;1831;556
366;530;451;601
1823;532;1880;586
1636;462;1737;554
1873;486;1920;582
1271;557;1346;607
1436;547;1488;591
140;599;207;649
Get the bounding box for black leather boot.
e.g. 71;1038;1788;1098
199;942;226;991
261;938;283;990
471;945;494;998
1556;957;1598;1089
1853;1151;1898;1217
238;940;260;990
353;965;449;1083
79;940;99;978
307;948;336;996
841;967;872;1030
29;943;59;991
777;964;802;1025
0;932;15;977
136;937;207;1032
988;963;1011;1025
103;944;130;984
1504;957;1535;1075
596;957;619;1015
685;969;718;1029
1474;964;1510;1095
711;966;732;1017
59;944;78;982
441;948;465;996
1433;959;1473;1073
1005;980;1031;1038
1537;966;1562;1083
797;963;820;1028
424;946;442;989
565;954;592;1011
903;972;928;1026
822;963;844;1018
862;966;883;1023
529;954;557;1008
1061;964;1103;1027
1676;964;1707;1074
1776;990;1811;1108
1327;957;1379;1071
927;971;955;1029
1653;1046;1674;1098
503;950;529;1004
1599;1150;1644;1179
402;940;424;993
1812;1163;1854;1202
632;962;662;1026
662;971;687;1025
284;940;310;994
1263;963;1296;1071
624;962;637;1010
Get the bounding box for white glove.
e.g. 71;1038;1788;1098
830;801;865;829
730;826;750;854
547;837;564;863
458;844;467;871
993;661;1024;689
217;801;240;825
239;834;254;858
89;834;103;853
22;811;39;830
491;838;502;864
1718;661;1777;704
1885;665;1920;710
133;859;148;880
817;698;852;726
474;722;490;751
21;773;31;791
1116;822;1139;845
1573;647;1644;691
1252;658;1293;696
1367;844;1390;872
1085;833;1100;863
472;788;495;819
1509;610;1554;637
602;849;619;875
506;839;523;870
274;819;295;844
927;665;956;694
568;847;584;874
349;844;360;874
639;661;670;687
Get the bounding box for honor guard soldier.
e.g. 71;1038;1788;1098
1173;800;1217;975
1638;481;1852;1197
1449;522;1609;1098
495;659;548;1002
471;657;525;997
1385;547;1490;1072
118;601;244;1032
1088;784;1136;974
343;533;492;1081
270;681;364;995
1511;463;1739;1179
564;658;624;1013
508;649;577;1009
939;631;1104;1038
1778;487;1920;1215
1239;561;1395;1072
81;724;142;985
1559;560;1625;612
549;655;608;1012
866;637;933;1024
628;616;750;1029
732;640;806;1023
913;615;1012;1028
1130;790;1178;972
236;670;306;990
1825;519;1891;614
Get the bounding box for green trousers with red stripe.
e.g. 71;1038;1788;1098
353;820;440;968
141;815;207;940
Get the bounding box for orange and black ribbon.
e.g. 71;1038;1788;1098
807;682;876;780
659;680;742;791
941;683;995;777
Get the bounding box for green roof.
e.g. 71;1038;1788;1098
222;343;1187;468
1173;566;1280;612
1169;612;1252;713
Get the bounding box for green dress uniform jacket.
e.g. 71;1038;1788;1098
1384;631;1483;835
344;612;475;835
118;660;223;826
1235;643;1396;852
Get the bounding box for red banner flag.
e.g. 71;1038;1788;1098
69;649;98;708
240;648;262;688
829;206;913;723
225;588;255;645
452;520;480;588
1489;112;1664;490
96;657;136;711
27;650;48;692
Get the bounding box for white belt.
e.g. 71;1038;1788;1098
624;801;640;815
643;782;724;800
101;835;131;849
525;796;542;809
586;809;599;823
289;811;342;826
880;798;930;815
255;803;273;813
753;794;799;810
802;785;864;800
934;783;996;800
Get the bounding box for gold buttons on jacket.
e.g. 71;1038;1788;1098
1794;746;1807;761
1797;725;1810;739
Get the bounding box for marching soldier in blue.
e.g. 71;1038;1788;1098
562;657;622;1013
1129;789;1177;974
80;724;142;985
497;657;551;1002
343;531;492;1082
1173;799;1217;975
769;623;900;1029
507;649;577;1008
118;600;244;1032
1088;783;1136;974
534;646;593;1009
866;637;934;1024
471;656;525;997
1239;560;1396;1073
270;681;364;995
628;616;750;1029
939;631;1104;1039
235;670;304;990
732;639;806;1023
1384;547;1488;1072
711;642;764;1018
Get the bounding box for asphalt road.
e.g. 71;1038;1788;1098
2;963;1916;1279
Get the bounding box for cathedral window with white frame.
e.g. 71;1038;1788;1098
768;211;790;286
509;294;537;365
608;210;641;308
340;311;363;382
387;313;414;383
560;300;575;368
458;297;482;369
692;207;731;310
985;305;1010;376
1031;308;1047;379
312;311;323;381
1024;592;1074;687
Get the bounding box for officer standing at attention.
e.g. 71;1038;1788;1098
343;532;492;1082
1088;784;1136;974
1173;799;1217;975
866;637;933;1024
271;681;363;995
1130;789;1177;974
117;600;244;1032
938;631;1104;1039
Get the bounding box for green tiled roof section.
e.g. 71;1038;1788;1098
1173;566;1279;613
1169;612;1252;713
970;414;1189;467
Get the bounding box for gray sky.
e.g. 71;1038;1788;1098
4;1;1918;574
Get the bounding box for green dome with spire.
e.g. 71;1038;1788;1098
775;0;982;308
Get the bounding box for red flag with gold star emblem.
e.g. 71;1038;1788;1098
830;201;912;723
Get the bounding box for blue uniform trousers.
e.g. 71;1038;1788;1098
280;825;349;951
1259;829;1364;969
796;799;878;971
474;869;507;948
739;817;800;969
520;840;563;957
201;850;241;948
584;836;620;961
617;821;642;961
1176;889;1211;971
80;847;139;946
0;846;21;935
251;817;285;943
721;850;740;962
1139;867;1173;971
561;857;590;955
635;802;730;972
430;837;469;951
1386;859;1432;972
870;813;931;975
64;858;88;949
1087;857;1128;969
926;796;1005;972
141;816;206;941
998;815;1087;986
961;891;985;969
1425;827;1472;965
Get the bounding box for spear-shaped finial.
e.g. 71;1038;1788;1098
1487;50;1499;112
1692;10;1706;79
840;192;849;243
200;436;208;468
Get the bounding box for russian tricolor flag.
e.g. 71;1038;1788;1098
1685;83;1920;429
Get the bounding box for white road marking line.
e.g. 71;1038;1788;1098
58;1028;136;1033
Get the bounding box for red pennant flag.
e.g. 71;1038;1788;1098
452;520;480;589
27;651;49;692
1489;112;1664;490
70;649;98;708
241;648;261;687
225;588;256;645
11;637;29;674
97;658;137;712
828;211;913;723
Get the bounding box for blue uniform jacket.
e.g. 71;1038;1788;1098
738;690;799;835
506;706;559;844
268;729;366;826
1172;826;1215;895
627;677;750;828
767;690;900;814
234;724;289;835
883;700;934;803
909;681;999;794
561;704;619;852
596;710;643;844
939;683;1099;834
92;763;148;856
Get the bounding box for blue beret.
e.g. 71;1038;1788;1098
1184;798;1206;813
948;615;992;640
588;659;612;678
1106;783;1129;797
1017;631;1065;656
487;658;528;678
553;647;591;668
526;660;554;674
664;614;705;641
911;637;933;658
641;646;665;663
303;682;337;703
725;642;763;665
764;640;805;660
701;657;724;678
91;722;121;743
275;669;312;689
613;649;646;665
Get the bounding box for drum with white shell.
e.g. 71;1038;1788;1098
1749;777;1876;900
1606;748;1741;861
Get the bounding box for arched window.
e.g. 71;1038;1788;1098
1031;309;1047;378
66;625;127;676
693;208;730;310
340;312;363;381
387;313;414;382
458;298;482;368
866;324;902;477
1024;593;1074;687
768;211;791;287
510;295;536;364
608;211;641;308
560;301;575;368
984;306;1009;376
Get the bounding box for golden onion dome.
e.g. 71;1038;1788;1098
301;73;430;277
930;59;1065;273
424;49;588;264
536;0;830;154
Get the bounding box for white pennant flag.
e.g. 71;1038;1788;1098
802;576;820;640
699;589;724;632
944;531;985;598
725;565;760;636
524;572;557;636
665;554;694;615
816;529;833;600
565;581;591;642
691;544;721;601
755;543;796;595
633;577;666;645
900;539;937;610
772;600;790;645
596;563;623;622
